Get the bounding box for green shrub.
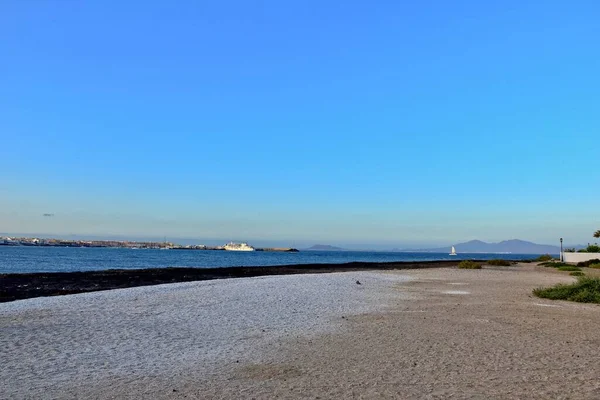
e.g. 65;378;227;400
586;245;600;253
588;263;600;269
533;277;600;303
540;262;570;268
487;259;512;266
578;249;588;253
536;254;553;262
458;260;482;269
576;259;600;268
570;271;585;277
557;266;581;272
564;248;576;253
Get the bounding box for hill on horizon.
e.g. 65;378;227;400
397;239;565;254
304;244;346;251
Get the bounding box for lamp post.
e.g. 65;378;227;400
560;238;563;262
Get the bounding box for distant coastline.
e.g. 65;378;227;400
397;239;567;255
1;236;572;255
0;236;298;252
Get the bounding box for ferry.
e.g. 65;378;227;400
223;242;255;251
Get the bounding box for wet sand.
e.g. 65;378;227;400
2;263;599;399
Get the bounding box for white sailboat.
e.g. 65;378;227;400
449;246;457;256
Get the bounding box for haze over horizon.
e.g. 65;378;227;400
0;232;587;252
2;1;598;246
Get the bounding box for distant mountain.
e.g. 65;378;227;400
304;244;346;251
397;239;561;254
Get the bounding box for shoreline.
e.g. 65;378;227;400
1;259;506;303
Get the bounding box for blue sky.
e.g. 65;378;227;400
1;0;598;248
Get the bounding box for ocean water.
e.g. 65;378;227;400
0;246;543;274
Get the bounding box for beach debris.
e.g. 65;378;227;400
356;280;361;285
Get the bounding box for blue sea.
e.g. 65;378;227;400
0;246;545;274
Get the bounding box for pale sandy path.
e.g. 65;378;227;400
219;265;600;400
2;264;600;399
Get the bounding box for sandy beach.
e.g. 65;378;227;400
2;264;599;399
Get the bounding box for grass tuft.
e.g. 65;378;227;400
487;259;512;266
535;254;554;262
539;262;571;268
557;266;581;272
588;263;600;269
458;260;481;269
570;271;585;277
533;277;600;303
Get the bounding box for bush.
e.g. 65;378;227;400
570;271;585;277
536;254;553;262
557;266;581;272
577;259;600;268
577;249;588;253
533;277;600;303
458;260;482;269
564;248;576;253
588;263;600;269
487;259;512;266
539;262;570;268
586;245;600;253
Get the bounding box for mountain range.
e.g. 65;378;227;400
397;239;563;254
305;240;569;254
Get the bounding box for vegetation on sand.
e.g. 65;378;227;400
487;259;512;266
533;277;600;303
535;254;554;262
539;262;571;268
557;266;581;272
569;271;585;277
458;260;481;269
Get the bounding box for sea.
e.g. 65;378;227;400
0;246;545;274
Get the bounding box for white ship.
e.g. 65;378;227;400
449;246;457;256
223;242;255;251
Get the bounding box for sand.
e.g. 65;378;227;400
1;264;599;399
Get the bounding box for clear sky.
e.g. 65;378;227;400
1;0;598;248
